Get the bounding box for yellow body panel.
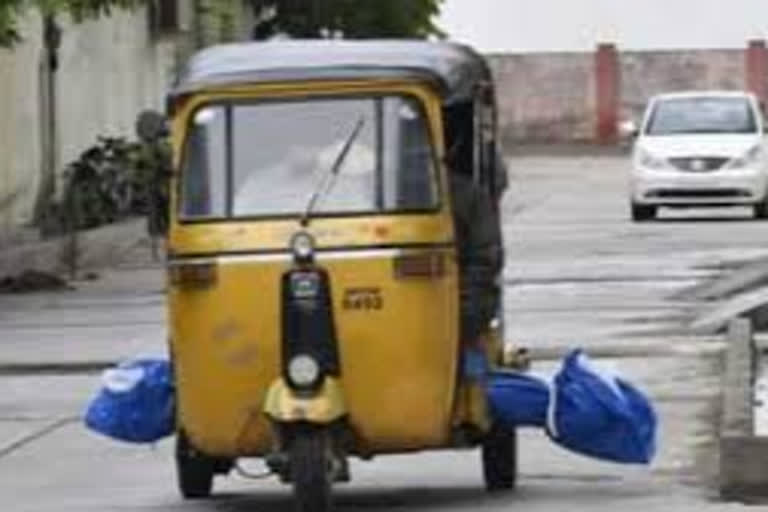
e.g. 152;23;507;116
264;377;347;423
171;246;459;456
168;80;480;457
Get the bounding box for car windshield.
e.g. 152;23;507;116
180;95;439;219
645;97;758;136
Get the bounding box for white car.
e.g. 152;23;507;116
626;91;768;221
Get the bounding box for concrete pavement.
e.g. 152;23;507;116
0;267;166;372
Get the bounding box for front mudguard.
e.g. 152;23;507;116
263;377;346;424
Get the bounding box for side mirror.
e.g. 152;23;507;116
135;110;169;142
618;119;639;139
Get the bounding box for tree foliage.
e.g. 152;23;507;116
0;0;145;47
250;0;444;40
0;0;446;47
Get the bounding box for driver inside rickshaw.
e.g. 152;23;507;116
443;101;506;374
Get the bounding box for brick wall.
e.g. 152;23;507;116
489;42;768;145
489;53;595;145
621;49;746;122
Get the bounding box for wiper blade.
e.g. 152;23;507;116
301;117;366;226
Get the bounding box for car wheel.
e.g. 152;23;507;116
631;203;656;222
291;426;334;512
482;425;518;492
176;431;215;499
754;199;768;219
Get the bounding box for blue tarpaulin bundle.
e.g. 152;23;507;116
487;350;657;464
487;371;549;427
84;359;175;444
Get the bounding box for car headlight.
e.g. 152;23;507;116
726;145;763;170
290;232;315;262
287;354;321;388
637;149;669;170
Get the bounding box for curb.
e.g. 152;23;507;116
0;361;116;376
719;317;768;502
681;258;768;303
690;286;768;335
0;219;157;278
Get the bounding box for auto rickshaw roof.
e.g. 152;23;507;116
172;40;491;105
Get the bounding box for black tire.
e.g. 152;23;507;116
175;431;215;500
755;199;768;219
631;203;656;222
291;427;333;512
482;426;518;492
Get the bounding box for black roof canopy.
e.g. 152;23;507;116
172;40;491;105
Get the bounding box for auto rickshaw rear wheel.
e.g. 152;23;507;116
482;425;518;492
175;431;216;499
290;425;333;512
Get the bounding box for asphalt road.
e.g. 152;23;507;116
3;151;768;511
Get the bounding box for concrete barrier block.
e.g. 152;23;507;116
720;317;762;500
721;318;755;437
721;436;768;500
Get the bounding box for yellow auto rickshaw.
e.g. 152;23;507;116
140;39;518;512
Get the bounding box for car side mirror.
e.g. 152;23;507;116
135;110;169;142
618;119;639;140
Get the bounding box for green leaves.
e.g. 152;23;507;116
0;0;146;47
250;0;445;40
51;0;144;21
0;1;25;47
0;0;446;48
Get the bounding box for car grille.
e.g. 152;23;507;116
668;157;730;172
646;189;751;199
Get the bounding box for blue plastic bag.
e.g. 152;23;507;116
84;359;175;443
487;371;549;427
547;350;657;464
486;350;657;464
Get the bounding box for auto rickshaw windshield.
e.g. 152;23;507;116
180;94;439;220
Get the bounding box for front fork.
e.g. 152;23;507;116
263;377;349;483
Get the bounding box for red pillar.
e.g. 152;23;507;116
746;40;768;105
595;43;620;144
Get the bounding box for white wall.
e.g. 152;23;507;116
0;7;176;229
55;9;176;176
440;0;768;53
0;12;44;231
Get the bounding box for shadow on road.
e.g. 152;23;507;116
652;216;758;224
192;486;493;511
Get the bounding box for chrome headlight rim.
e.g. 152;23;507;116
290;231;315;263
287;354;321;389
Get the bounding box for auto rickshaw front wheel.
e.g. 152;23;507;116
175;431;221;499
290;425;334;512
481;425;518;492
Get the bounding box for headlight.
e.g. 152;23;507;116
726;145;763;170
291;232;315;262
637;149;668;170
287;354;320;388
